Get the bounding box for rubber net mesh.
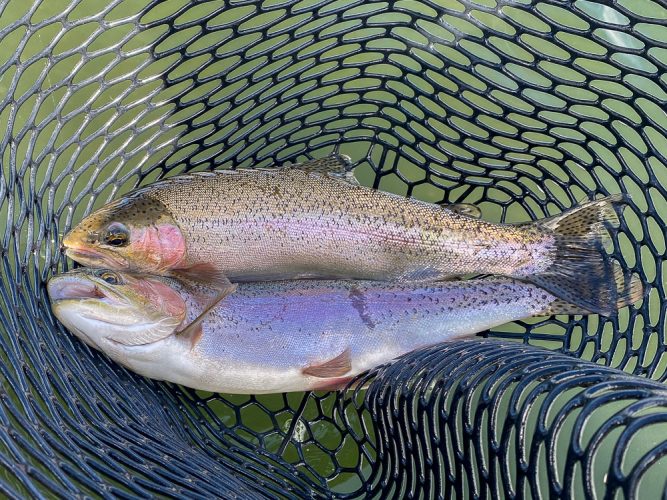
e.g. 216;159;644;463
1;0;666;497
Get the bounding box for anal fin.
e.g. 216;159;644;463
302;348;352;378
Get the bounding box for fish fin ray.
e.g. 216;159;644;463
294;155;357;185
172;263;231;288
540;194;627;232
438;202;482;218
524;194;636;315
188;325;204;350
176;281;238;338
295;154;352;174
302;348;352;378
253;154;358;185
535;269;644;317
535;298;593;316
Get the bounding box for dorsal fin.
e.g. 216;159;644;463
294;155;352;176
439;202;481;218
253;154;359;185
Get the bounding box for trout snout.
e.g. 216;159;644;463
63;244;129;270
48;278;105;302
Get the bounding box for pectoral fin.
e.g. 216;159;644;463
172;262;231;288
176;282;237;340
172;266;238;341
186;325;204;350
302;348;352;378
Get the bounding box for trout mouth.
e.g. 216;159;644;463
47;277;126;308
48;279;106;302
64;246;129;269
47;274;127;306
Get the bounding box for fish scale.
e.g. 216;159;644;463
63;158;632;313
46;272;587;394
148;168;544;281
48;269;641;394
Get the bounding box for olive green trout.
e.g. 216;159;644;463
63;156;628;314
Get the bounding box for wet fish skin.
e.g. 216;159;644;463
64;167;543;281
47;269;641;394
62;161;629;313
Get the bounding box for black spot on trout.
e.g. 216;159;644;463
349;285;375;329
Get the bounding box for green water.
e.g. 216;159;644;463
2;0;667;496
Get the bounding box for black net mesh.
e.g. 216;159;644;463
1;0;667;497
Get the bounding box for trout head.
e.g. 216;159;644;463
62;195;186;274
48;269;186;351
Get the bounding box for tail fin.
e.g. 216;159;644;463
535;269;644;316
525;194;634;315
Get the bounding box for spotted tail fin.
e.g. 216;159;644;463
525;195;636;315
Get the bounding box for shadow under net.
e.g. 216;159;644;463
1;0;667;497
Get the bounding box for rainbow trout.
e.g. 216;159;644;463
63;156;627;314
47;269;641;394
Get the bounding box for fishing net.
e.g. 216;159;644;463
1;0;666;497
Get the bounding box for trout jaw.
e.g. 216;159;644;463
62;224;131;269
47;271;130;304
62;194;187;275
48;270;187;349
48;273;129;351
63;245;130;270
62;222;187;274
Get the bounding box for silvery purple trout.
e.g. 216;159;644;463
47;269;641;394
63;156;629;314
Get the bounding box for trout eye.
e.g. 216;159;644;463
104;223;129;247
96;270;122;285
102;273;119;285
